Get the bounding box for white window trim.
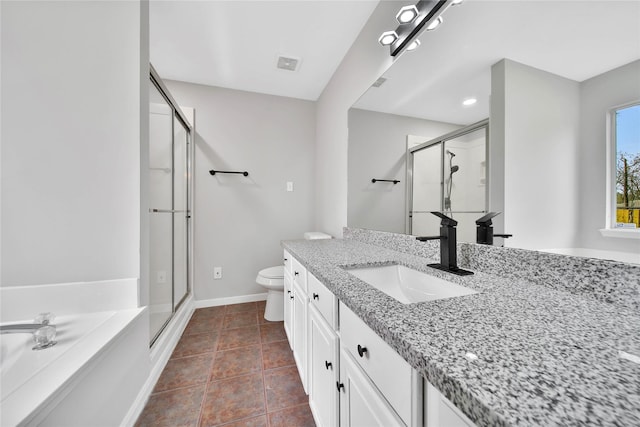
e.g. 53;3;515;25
601;100;640;239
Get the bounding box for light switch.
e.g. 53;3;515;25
286;181;294;192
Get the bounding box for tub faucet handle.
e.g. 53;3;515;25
35;312;56;325
33;325;57;350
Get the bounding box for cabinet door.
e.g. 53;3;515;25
284;271;294;349
309;306;339;427
339;349;405;427
425;381;475;427
293;281;308;393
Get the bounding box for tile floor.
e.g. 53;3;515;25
136;301;316;427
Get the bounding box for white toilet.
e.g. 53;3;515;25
256;231;331;321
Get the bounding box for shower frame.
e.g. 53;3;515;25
405;119;489;235
149;65;194;346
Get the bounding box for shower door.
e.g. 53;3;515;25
407;120;488;242
149;69;192;345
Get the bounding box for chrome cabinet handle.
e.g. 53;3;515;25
357;344;368;357
336;382;344;392
294;271;299;276
313;293;319;300
325;361;332;370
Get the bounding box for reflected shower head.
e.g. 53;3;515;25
447;150;456;157
451;165;460;174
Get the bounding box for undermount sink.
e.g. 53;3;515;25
345;264;477;304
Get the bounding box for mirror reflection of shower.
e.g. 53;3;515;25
445;149;460;216
408;120;488;242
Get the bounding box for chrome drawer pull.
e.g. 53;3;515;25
336;382;344;392
325;360;332;370
313;293;319;300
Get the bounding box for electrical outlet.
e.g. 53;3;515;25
157;271;166;284
214;267;222;279
286;181;294;192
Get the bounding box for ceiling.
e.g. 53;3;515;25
149;0;379;101
354;0;640;125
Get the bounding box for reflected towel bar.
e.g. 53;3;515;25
372;179;400;184
210;170;249;177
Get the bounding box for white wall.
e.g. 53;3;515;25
493;59;581;250
348;108;460;233
578;60;640;254
163;80;316;302
1;1;147;287
315;1;398;238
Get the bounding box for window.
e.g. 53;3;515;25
614;103;640;228
604;102;640;237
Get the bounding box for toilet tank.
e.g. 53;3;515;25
304;232;332;240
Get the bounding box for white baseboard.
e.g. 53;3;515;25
121;295;195;427
195;292;267;308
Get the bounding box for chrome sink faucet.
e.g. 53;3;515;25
416;212;473;276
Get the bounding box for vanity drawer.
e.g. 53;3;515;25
292;257;307;293
308;273;338;330
283;250;292;275
339;302;412;425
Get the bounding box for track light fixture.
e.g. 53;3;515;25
396;5;419;24
378;0;458;56
406;39;421;51
426;16;443;31
378;30;399;46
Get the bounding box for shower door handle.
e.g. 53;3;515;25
149;209;189;213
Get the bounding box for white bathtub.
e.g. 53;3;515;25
0;279;149;427
1;309;148;426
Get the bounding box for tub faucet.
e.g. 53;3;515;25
416;212;473;276
1;313;57;349
0;324;49;334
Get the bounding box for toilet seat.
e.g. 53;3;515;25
256;266;284;290
258;266;284;279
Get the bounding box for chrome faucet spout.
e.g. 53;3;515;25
1;324;45;334
0;323;56;334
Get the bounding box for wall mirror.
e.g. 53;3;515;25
348;0;640;255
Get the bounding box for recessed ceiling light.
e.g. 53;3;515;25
378;30;398;46
426;16;443;31
463;98;477;106
452;0;464;5
396;5;419;24
406;39;421;51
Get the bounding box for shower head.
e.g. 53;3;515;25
446;150;456;158
451;165;459;174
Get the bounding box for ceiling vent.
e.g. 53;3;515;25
277;55;300;72
372;77;387;88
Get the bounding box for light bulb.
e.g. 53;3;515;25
426;16;443;31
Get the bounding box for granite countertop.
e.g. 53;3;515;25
281;238;640;427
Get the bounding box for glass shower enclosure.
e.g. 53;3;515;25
407;120;488;242
149;67;193;345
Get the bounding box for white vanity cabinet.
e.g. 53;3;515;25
283;251;294;348
284;252;475;427
340;302;421;427
307;273;340;427
292;257;309;393
424;381;475;427
309;305;339;427
339;348;406;427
